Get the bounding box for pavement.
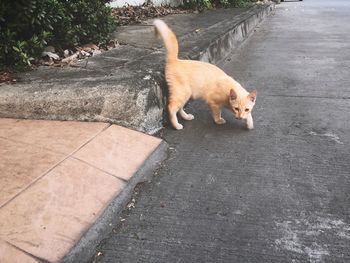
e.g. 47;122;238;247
0;3;274;134
0;119;166;262
80;0;348;262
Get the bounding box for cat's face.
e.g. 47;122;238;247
229;89;257;120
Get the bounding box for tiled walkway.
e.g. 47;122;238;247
0;118;162;262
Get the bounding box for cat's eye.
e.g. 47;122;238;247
245;108;250;112
234;107;239;111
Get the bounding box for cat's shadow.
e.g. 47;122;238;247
185;101;247;132
164;102;248;136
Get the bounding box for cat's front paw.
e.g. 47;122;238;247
174;123;184;130
246;114;254;130
247;125;254;130
215;118;226;125
182;113;194;121
246;122;254;130
186;114;194;120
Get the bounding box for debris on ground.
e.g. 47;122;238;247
0;71;17;85
39;40;119;67
112;1;194;26
35;2;195;69
127;198;136;209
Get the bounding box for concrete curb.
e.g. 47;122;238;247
193;4;276;64
0;3;275;134
61;141;168;263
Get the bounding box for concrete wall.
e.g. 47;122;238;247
109;0;181;7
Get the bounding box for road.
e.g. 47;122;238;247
92;0;350;262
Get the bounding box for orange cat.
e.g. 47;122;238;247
153;19;257;130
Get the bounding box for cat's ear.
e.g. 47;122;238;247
248;90;257;102
229;89;237;100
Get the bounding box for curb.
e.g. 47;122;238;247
61;141;168;263
193;3;275;64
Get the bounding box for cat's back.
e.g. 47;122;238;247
172;59;226;77
166;59;229;100
166;59;227;87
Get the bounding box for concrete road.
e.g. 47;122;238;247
92;0;350;262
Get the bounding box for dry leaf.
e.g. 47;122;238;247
81;43;99;52
63;49;70;58
61;52;79;64
42;51;60;60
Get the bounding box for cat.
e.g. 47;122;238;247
153;19;257;130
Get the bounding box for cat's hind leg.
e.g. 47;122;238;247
167;83;191;130
168;99;184;130
179;108;194;121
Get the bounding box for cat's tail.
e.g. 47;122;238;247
153;19;178;62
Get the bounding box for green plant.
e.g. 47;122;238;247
0;0;117;70
50;0;117;48
0;0;60;68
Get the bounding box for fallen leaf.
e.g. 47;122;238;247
61;52;79;64
82;43;99;50
63;49;70;58
42;51;60;60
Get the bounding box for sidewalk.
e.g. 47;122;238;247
0;118;165;262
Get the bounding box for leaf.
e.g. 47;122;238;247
42;51;60;60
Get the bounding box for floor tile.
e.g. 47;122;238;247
0;239;38;263
0;158;124;262
0;118;109;155
0;138;65;207
74;125;162;180
0;118;18;126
